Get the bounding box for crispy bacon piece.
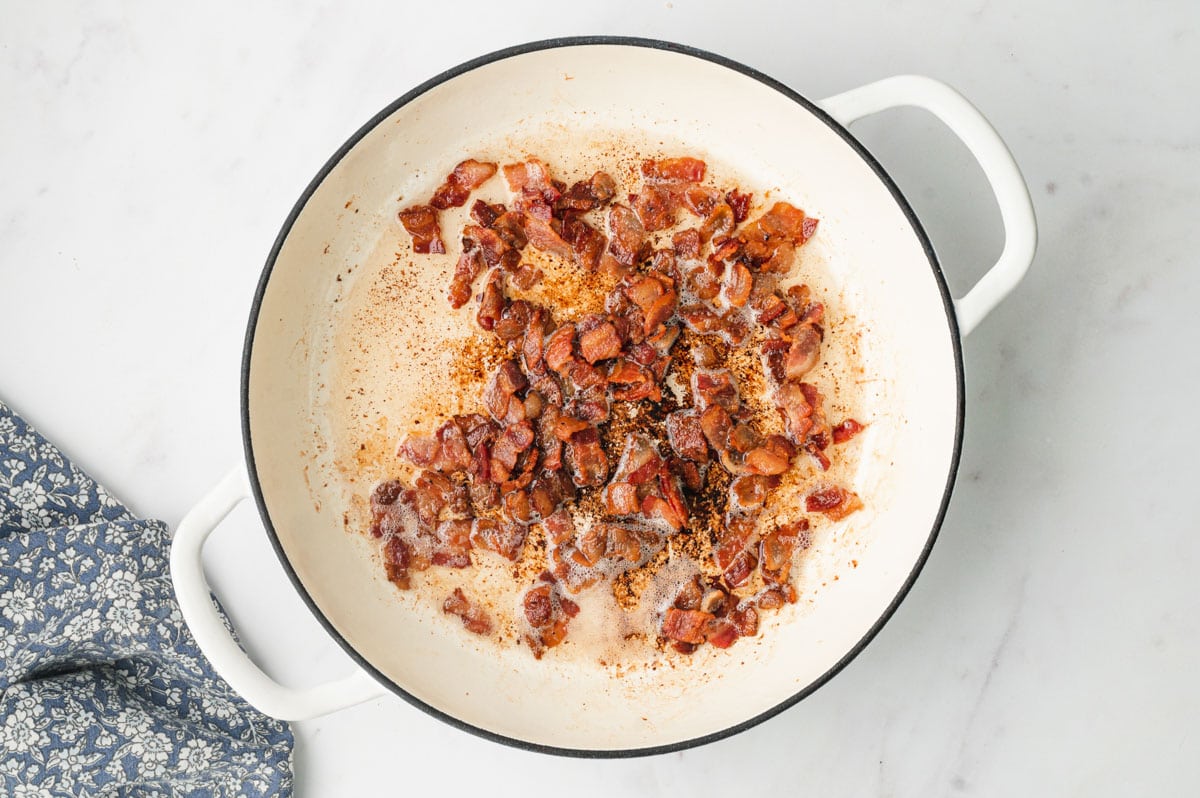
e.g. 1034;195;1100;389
523;581;578;658
672;228;702;259
398;205;445;254
521;214;571;258
470;199;504;227
565;426;609;487
578;321;622;364
608;204;649;266
483;360;527;422
632;186;678;232
738;201;817;266
642;157;707;183
382;536;412;589
607;359;661;402
662;608;714;645
470;517;527;561
558;171;618;212
449;246;484;308
723;262;753;308
700;203;735;244
729;474;778;511
805;485;863;520
431;159;497;210
558;213;606;271
760;519;809;583
503;158;559;214
666;410;709;463
442;588;492;634
743;446;790;476
692;369;740;411
725;189;752;224
723;549;757;588
699;405;733;452
775;381;814;442
832;419;865;444
786;323;823;379
714;513;758;572
476;268;506;331
679;185;722;218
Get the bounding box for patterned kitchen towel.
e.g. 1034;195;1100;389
0;399;293;797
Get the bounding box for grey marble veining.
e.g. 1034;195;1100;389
2;1;1197;794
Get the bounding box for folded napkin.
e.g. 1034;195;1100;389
0;400;293;796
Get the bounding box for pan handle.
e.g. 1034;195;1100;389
170;465;386;720
818;75;1037;337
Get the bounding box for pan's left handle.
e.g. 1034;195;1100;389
818;75;1037;337
170;465;386;721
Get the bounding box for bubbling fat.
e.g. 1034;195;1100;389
321;127;868;669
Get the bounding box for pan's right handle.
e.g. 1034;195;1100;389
170;465;386;721
819;75;1037;337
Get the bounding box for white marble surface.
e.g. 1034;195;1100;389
3;1;1197;794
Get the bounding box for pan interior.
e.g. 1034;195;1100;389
246;43;959;752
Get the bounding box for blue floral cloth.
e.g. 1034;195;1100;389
0;400;293;796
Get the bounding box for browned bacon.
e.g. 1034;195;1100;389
398;205;445;254
431;159;497;210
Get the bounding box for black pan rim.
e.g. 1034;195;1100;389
240;34;966;759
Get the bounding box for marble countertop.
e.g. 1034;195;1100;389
3;2;1197;794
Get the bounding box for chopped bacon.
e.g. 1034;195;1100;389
642;157;707;183
642;493;686;531
523;584;553;627
775;381;814;442
483;360;527;422
632;186;678;231
470;517;527;561
607;359;661;402
552;414;591;441
604;482;641;515
558;171;617;212
608;205;649;266
398;205;445;254
832;419;865;444
543;508;575;545
543;326;575;373
521;214;571;258
449;247;484;308
662;608;714;645
699;203;735;244
725;189;752;224
679;185;722;217
382;536;412;588
729;474;777;511
738;201;816;266
692;369;740;411
805;485;863;520
558;214;603;271
760;519;809;582
470;199;504;227
523;581;577;658
376;153;856;658
578;321;622;364
565;426;608;487
503;159;558;208
699;405;733;452
672;228;702;259
723;549;757;588
512;263;543;290
431;159;497;210
723;262;753;308
743;446;789;475
476;268;506;331
666;410;709;462
786;323;823;379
